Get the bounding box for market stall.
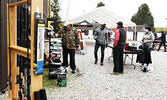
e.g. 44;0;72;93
73;20;93;54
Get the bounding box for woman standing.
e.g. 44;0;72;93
142;27;155;51
139;27;154;69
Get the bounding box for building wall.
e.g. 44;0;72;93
0;0;8;92
0;0;2;92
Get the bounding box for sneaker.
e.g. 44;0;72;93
110;72;119;75
65;67;68;73
72;70;75;74
100;63;104;66
94;60;98;64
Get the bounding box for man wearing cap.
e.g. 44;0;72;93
111;21;126;75
94;24;108;66
62;24;80;74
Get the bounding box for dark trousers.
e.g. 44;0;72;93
113;47;124;73
94;43;106;63
142;48;152;66
160;42;166;50
63;48;76;70
160;42;166;46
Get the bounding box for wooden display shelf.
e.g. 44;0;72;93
9;0;31;7
9;46;31;58
7;0;43;100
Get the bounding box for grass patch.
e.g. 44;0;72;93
43;69;57;88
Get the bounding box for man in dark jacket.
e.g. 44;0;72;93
111;21;126;75
94;24;108;66
157;31;166;52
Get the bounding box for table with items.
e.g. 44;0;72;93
123;50;142;69
108;41;142;69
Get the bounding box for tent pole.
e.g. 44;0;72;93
127;26;128;32
135;25;136;41
127;26;128;40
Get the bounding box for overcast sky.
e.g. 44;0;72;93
58;0;167;27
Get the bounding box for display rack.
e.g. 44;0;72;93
49;38;62;79
7;0;45;100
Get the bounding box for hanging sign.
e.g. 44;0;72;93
34;12;45;75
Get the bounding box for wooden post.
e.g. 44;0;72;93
7;5;19;99
30;0;43;99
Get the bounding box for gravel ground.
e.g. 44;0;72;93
1;41;167;100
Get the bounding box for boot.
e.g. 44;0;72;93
94;60;98;64
157;46;161;51
100;62;104;66
164;46;166;52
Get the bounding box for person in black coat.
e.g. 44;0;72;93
136;43;152;67
157;31;166;52
111;21;126;75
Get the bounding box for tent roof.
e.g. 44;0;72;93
73;20;93;27
67;7;136;28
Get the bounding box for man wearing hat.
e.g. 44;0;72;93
94;24;108;66
111;21;126;74
62;24;80;74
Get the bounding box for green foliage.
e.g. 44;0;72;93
131;3;154;32
154;27;167;32
97;2;105;8
43;69;57;88
51;0;61;20
50;0;64;32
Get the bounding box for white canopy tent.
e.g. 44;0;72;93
67;7;136;28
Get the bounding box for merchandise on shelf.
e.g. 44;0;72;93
49;38;64;79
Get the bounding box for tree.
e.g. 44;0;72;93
131;3;154;32
50;0;62;32
97;2;105;8
51;0;61;20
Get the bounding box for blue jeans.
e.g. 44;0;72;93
94;43;106;63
